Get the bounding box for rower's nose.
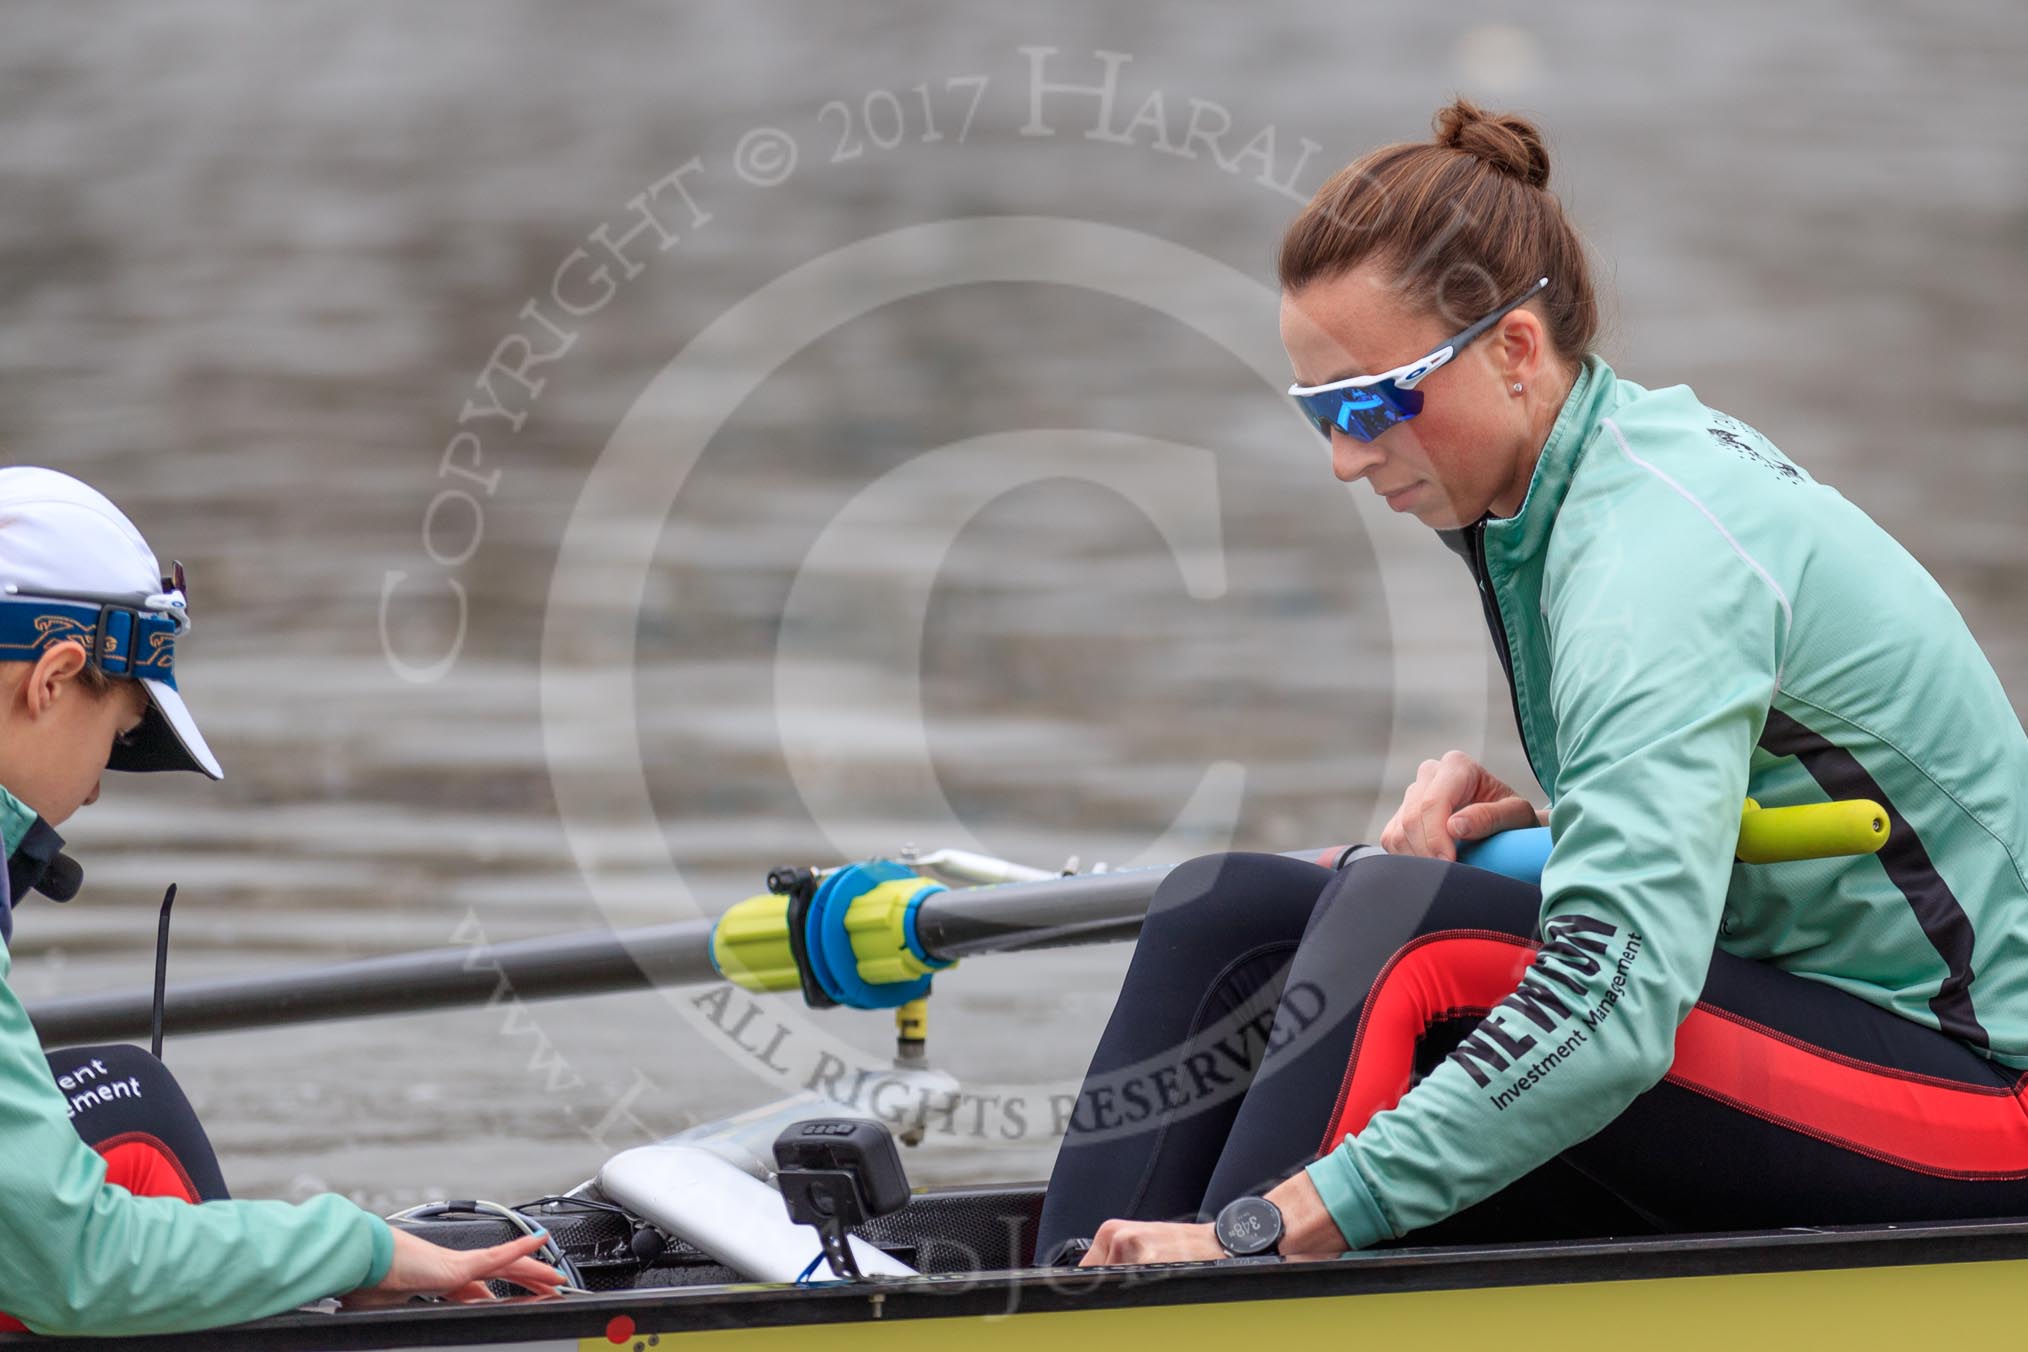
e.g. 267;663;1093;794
1331;429;1385;483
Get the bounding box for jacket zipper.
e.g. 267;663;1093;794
1468;519;1540;787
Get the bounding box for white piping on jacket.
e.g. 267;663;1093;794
1603;416;1793;690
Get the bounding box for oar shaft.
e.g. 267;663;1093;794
911;866;1172;957
29;918;720;1047
29;851;1343;1046
914;848;1348;957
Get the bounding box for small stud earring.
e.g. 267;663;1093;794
1511;382;1524;394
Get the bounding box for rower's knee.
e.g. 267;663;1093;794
1142;851;1332;948
46;1042;174;1091
1312;850;1456;923
1332;849;1452;890
1315;850;1535;946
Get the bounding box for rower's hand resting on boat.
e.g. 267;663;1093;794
344;1230;568;1307
1078;1220;1225;1267
1380;750;1545;861
1079;1172;1350;1267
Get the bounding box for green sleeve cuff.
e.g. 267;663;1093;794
362;1214;396;1288
1305;1147;1395;1251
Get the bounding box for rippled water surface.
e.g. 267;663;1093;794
1;1;2024;1209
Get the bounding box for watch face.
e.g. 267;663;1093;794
1216;1196;1282;1256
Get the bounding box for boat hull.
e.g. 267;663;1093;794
17;1212;2028;1351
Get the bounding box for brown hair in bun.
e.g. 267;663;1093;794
1279;97;1599;362
1434;96;1552;189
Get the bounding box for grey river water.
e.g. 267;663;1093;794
1;2;2024;1211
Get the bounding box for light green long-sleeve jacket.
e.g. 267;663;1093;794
0;820;393;1333
1308;355;2028;1247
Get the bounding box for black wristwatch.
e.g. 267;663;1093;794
1213;1195;1283;1257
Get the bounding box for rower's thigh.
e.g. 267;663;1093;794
1100;849;1340;1060
1201;854;1546;1211
45;1043;230;1201
1566;947;2028;1230
1035;852;1337;1253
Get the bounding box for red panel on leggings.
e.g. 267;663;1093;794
1321;930;1536;1143
1668;1005;2028;1178
1320;930;2028;1179
0;1134;201;1332
95;1131;204;1204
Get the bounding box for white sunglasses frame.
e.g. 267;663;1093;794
1286;275;1551;411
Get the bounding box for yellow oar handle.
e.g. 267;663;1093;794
1736;797;1889;864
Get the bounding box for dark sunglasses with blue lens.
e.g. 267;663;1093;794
1288;276;1549;443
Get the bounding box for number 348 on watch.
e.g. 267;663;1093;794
1212;1195;1284;1258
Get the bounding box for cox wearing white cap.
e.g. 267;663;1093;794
0;469;568;1335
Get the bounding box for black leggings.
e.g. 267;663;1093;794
1035;851;2028;1258
45;1043;229;1202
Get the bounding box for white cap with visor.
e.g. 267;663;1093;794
0;467;221;780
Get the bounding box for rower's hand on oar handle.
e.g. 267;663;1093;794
343;1230;568;1308
1380;750;1546;861
1453;797;1892;886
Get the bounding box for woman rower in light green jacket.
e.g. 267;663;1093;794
1039;98;2028;1266
0;467;566;1336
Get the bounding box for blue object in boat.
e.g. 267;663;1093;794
1456;827;1552;884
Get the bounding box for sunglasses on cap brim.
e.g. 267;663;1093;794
1288;277;1550;444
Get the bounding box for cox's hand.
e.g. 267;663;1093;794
344;1229;568;1307
1078;1219;1224;1268
1379;750;1545;862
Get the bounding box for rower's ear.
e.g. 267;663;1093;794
21;641;95;718
1494;302;1551;392
15;644;116;725
11;644;88;717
